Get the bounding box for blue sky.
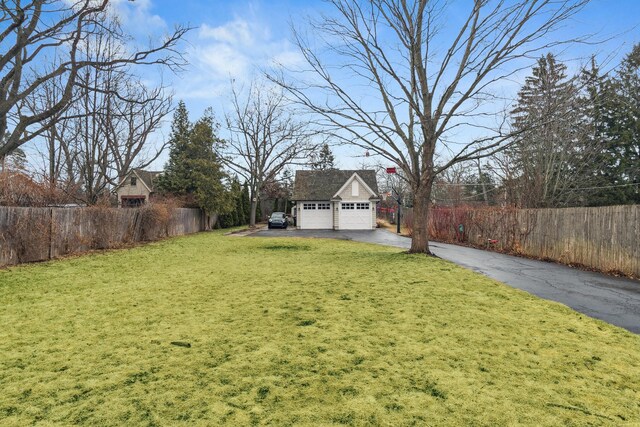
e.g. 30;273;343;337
105;0;640;171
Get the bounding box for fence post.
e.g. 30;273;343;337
133;209;141;242
48;207;53;261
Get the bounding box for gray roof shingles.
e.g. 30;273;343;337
292;169;379;201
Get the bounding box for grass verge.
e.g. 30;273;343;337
1;231;639;425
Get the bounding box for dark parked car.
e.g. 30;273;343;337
268;212;288;229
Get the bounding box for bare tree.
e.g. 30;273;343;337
432;163;468;206
224;80;316;227
104;83;170;181
71;74;171;203
0;0;188;160
23;16;173;204
270;0;590;253
22;70;77;186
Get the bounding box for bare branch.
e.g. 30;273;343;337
0;0;191;159
223;78;319;226
269;0;592;253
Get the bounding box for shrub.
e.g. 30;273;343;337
0;207;51;263
0;171;72;207
89;206;115;249
138;203;173;241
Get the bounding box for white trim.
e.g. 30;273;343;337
114;173;131;191
332;173;376;200
134;170;154;193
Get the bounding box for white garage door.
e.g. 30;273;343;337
339;202;372;230
300;202;333;229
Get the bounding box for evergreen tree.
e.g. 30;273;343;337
157;101;191;193
255;197;262;223
509;53;591;208
579;59;618;205
582;46;640;205
187;113;231;215
464;168;497;204
241;182;251;224
157;103;231;215
218;178;245;228
615;44;640;203
231;178;244;226
281;169;295;213
310;143;336;170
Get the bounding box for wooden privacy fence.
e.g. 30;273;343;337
0;206;207;267
413;205;639;277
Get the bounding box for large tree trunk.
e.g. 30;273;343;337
249;189;258;228
409;180;433;254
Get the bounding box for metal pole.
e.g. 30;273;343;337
397;202;401;234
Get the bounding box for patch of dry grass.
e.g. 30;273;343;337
0;231;639;425
377;218;412;237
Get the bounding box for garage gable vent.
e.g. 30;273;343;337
351;180;359;196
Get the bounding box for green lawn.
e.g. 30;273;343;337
1;232;639;426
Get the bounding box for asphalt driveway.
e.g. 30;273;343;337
251;228;640;334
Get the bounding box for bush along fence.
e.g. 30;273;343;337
404;205;639;278
0;205;211;267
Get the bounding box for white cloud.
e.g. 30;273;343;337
197;43;251;79
272;47;304;69
179;16;300;99
107;0;167;34
61;0;166;31
199;20;260;46
175;81;229;101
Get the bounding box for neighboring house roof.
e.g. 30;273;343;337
116;169;162;193
293;169;379;201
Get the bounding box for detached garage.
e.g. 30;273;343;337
292;170;379;230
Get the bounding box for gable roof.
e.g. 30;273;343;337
134;169;162;192
293;169;379;201
332;172;378;200
116;169;162;192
